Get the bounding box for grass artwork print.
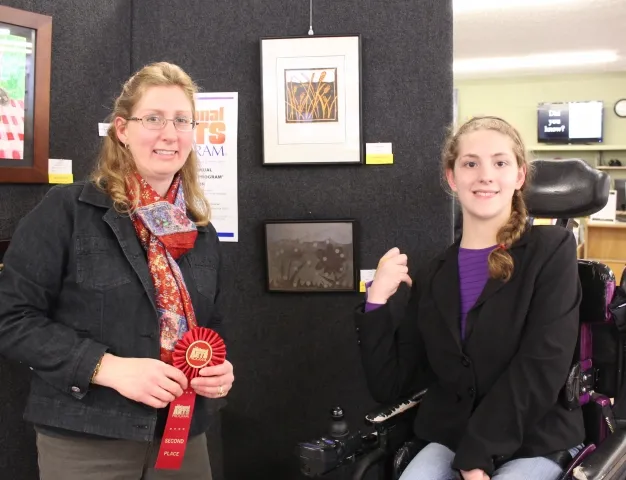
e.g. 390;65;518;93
284;68;337;123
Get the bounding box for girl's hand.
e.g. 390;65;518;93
461;469;490;480
367;247;412;304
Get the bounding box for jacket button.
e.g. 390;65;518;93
468;387;476;397
71;386;81;393
462;357;470;367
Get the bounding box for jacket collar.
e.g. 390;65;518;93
430;225;532;348
78;181;114;209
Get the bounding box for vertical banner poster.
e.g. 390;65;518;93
195;92;239;242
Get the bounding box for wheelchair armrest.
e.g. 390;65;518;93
573;429;626;479
393;438;426;480
351;448;387;480
365;389;427;425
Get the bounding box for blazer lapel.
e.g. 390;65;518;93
462;276;504;342
463;229;531;341
472;277;506;311
431;244;462;349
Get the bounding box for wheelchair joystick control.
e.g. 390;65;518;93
297;405;366;476
329;406;349;438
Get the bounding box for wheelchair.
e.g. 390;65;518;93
297;158;626;480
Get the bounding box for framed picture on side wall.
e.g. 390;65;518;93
260;35;363;165
0;238;9;268
263;219;358;292
0;6;51;183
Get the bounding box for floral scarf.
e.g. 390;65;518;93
127;172;198;364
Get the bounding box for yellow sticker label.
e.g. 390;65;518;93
366;153;394;165
48;173;73;184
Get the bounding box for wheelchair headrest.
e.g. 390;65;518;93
526;158;610;218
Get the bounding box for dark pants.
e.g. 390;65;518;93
37;432;212;480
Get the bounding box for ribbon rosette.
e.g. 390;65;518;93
155;327;226;470
173;327;226;379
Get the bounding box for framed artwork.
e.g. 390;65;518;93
0;6;51;183
260;35;362;165
0;238;9;269
263;219;358;292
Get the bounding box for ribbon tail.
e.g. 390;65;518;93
154;388;197;470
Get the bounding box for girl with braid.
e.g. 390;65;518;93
356;116;584;480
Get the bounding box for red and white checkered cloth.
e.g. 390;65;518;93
0;99;25;160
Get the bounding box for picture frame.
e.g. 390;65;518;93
260;34;363;165
0;6;51;183
0;238;10;269
263;219;358;293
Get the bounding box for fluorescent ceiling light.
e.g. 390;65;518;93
454;0;583;13
454;50;619;73
0;28;11;35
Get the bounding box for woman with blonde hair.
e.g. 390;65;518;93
0;62;230;479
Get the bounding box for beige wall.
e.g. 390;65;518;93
454;72;626;166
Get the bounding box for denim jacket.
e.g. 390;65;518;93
0;181;226;441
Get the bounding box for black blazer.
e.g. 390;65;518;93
355;225;585;475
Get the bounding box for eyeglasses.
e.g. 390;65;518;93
126;114;197;131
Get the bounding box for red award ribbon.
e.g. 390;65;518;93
154;327;226;470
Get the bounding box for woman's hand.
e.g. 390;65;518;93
93;354;188;409
367;247;413;305
461;469;490;480
190;359;234;399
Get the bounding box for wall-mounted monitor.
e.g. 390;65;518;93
537;101;604;144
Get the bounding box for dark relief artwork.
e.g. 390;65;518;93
265;221;356;292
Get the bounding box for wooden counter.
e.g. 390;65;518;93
582;220;626;281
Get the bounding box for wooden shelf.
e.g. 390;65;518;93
597;166;626;171
583;217;626;277
588;221;626;229
530;145;626;152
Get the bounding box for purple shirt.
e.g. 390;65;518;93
458;246;493;340
365;245;494;340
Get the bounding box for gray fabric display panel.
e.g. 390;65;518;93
131;1;453;478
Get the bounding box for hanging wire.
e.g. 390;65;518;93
308;0;314;35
